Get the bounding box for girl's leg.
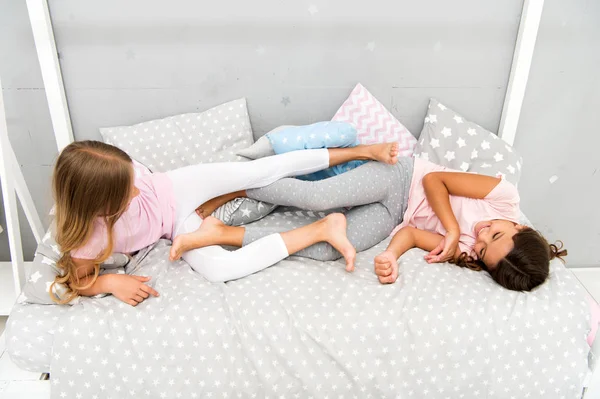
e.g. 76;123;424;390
242;203;397;261
172;213;355;282
197;160;398;218
168;143;399;233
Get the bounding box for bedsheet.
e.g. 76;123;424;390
5;303;69;372
6;209;592;398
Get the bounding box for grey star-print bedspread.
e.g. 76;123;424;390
7;209;592;398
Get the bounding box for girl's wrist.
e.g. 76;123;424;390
98;274;116;294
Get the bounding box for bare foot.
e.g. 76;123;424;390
368;142;399;165
374;250;399;284
196;191;245;219
169;216;225;261
321;213;356;272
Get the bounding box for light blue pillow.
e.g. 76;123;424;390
267;122;367;181
267;121;358;153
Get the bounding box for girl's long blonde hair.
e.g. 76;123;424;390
51;140;133;303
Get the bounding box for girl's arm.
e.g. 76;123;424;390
72;257;159;306
421;172;501;262
386;226;461;260
376;227;461;284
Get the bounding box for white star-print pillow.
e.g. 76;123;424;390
415;98;523;185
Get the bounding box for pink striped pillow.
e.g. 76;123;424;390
332;83;417;157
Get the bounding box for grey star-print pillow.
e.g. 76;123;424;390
414;98;523;185
212;197;278;226
99;98;277;226
99;98;254;171
19;222;132;305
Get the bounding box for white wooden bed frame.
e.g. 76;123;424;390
0;0;598;397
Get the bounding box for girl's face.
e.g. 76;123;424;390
473;220;524;269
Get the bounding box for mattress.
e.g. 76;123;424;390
6;208;593;398
5;302;69;372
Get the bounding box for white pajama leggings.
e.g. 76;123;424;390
165;149;330;282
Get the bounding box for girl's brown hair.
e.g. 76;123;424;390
452;227;567;292
50;141;133;303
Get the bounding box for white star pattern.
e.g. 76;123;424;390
453;115;463;124
493;152;504;162
29;271;42;283
460;162;469;172
14;235;589;399
471;149;478;159
430;138;440;149
456;138;466;148
441;127;452;138
444;151;455;161
481;141;490;150
424;114;437;124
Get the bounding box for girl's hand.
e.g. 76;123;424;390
424;229;460;263
108;274;159;306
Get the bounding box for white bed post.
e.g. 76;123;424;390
26;0;74;151
0;78;25;295
0;0;74;300
498;0;545;146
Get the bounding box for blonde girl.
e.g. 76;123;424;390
51;140;398;305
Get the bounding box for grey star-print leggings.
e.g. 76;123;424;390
243;157;414;261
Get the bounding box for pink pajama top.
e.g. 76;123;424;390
70;162;176;260
393;158;521;257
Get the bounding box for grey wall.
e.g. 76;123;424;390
5;1;595;268
49;0;521;140
516;0;600;267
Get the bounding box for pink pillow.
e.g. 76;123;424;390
332;83;417;157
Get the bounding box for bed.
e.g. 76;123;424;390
5;205;594;398
3;1;598;398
